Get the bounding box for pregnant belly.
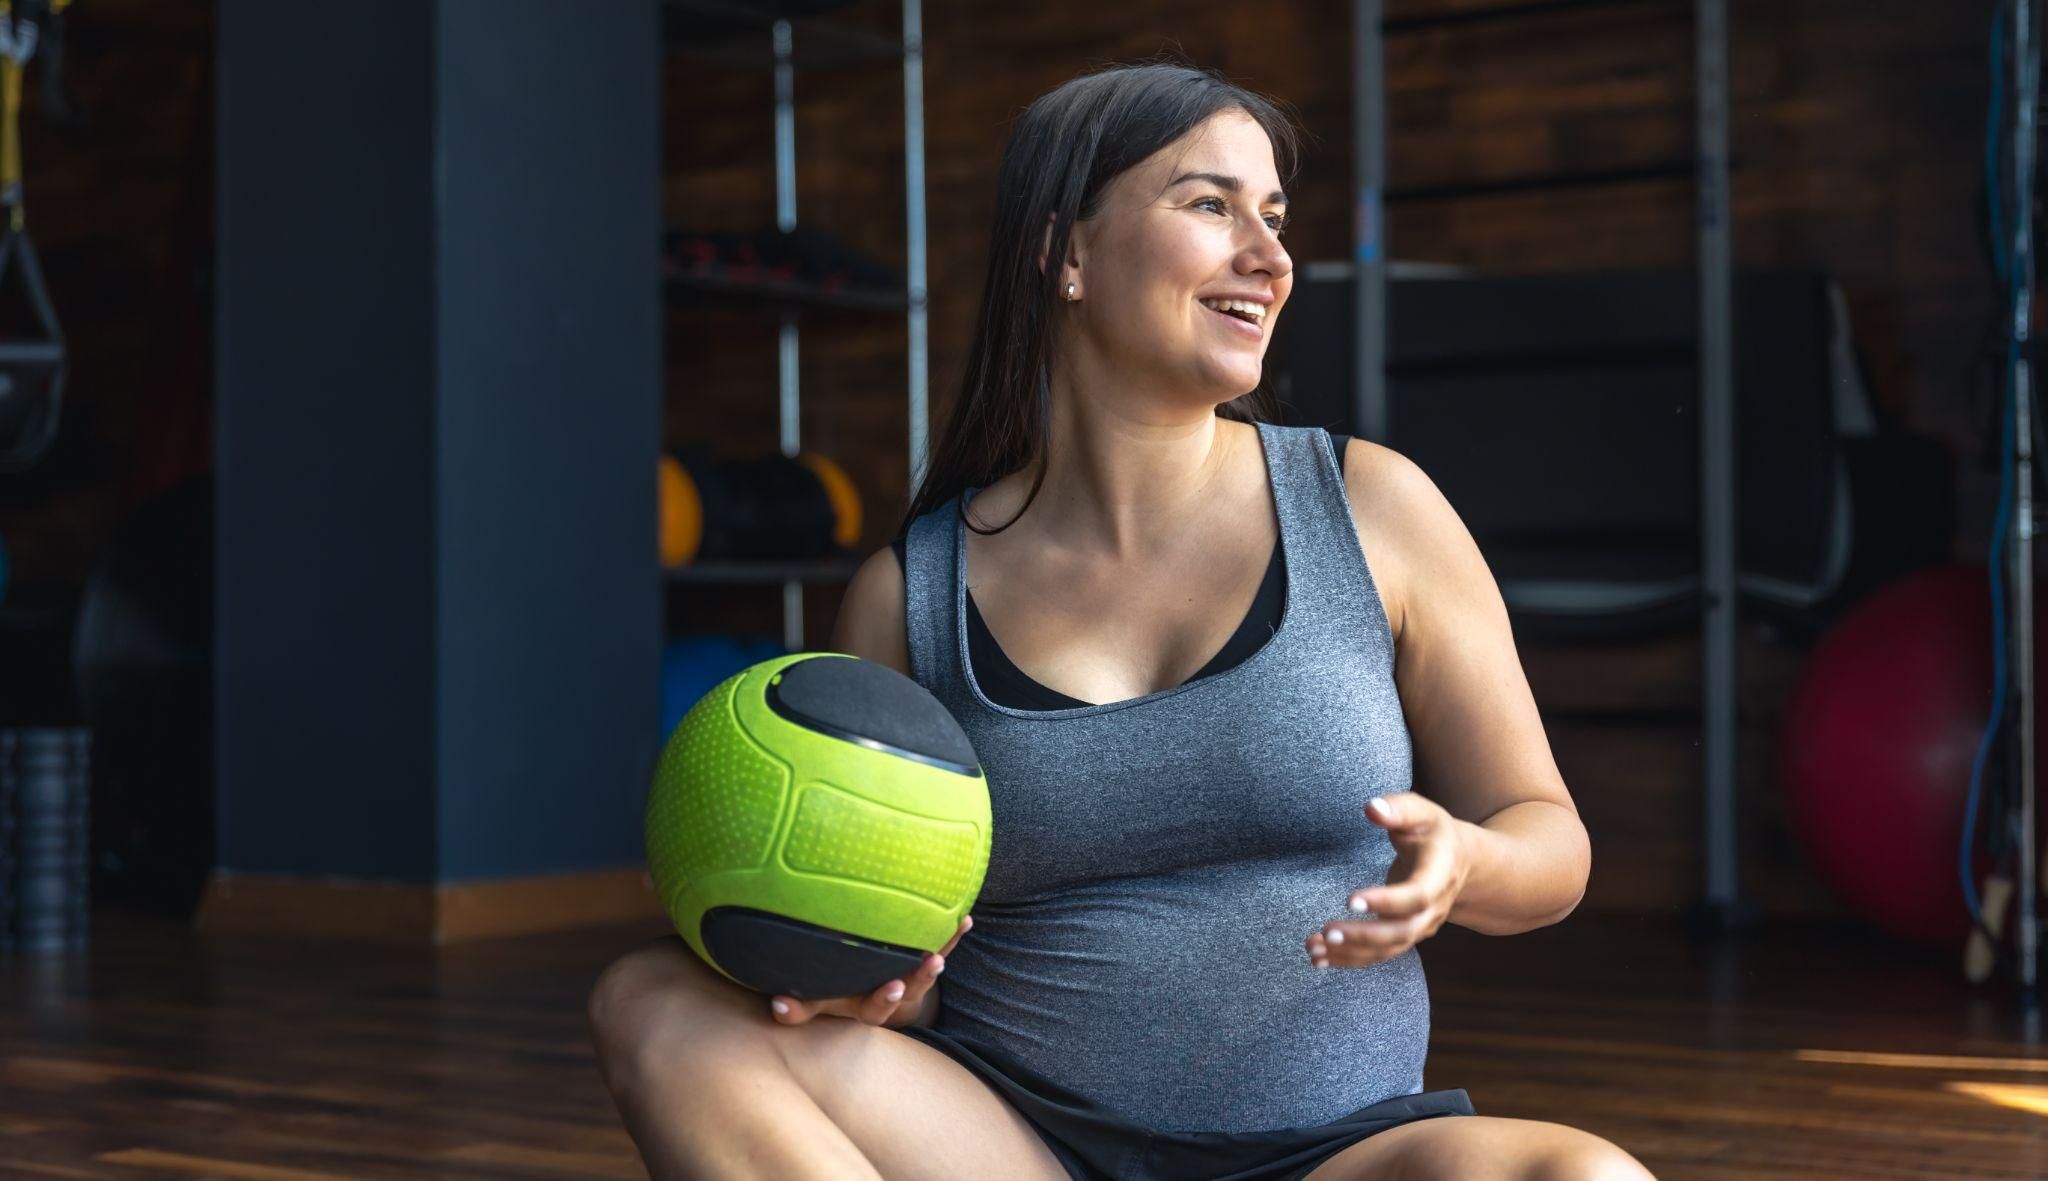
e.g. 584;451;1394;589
934;872;1433;1132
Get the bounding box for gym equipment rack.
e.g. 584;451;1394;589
664;0;929;650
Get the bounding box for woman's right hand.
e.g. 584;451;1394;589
766;914;972;1029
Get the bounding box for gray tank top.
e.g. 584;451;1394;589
902;421;1429;1134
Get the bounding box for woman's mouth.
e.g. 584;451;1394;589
1198;297;1266;338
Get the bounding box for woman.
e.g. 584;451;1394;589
591;62;1656;1181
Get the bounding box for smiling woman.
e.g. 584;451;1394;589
590;60;1648;1181
897;65;1303;538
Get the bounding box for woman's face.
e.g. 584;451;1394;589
1062;109;1294;404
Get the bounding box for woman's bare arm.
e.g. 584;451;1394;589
1341;439;1591;935
830;546;912;677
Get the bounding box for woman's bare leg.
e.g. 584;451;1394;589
588;937;1071;1181
1304;1114;1656;1181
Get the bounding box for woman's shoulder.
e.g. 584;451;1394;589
1328;434;1494;648
834;543;911;676
1261;424;1414;641
1327;430;1415;491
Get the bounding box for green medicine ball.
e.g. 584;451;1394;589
646;652;991;1000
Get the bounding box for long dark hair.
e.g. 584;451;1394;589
898;61;1302;539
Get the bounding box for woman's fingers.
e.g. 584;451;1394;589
857;976;909;1024
1349;886;1426;918
883;951;947;1025
871;913;967;1027
767;986;897;1026
767;939;953;1027
939;913;973;956
768;994;829;1024
1330;916;1427;949
1307;916;1432;968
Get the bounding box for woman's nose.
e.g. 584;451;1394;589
1241;233;1291;281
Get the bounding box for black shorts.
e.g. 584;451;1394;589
899;1024;1475;1181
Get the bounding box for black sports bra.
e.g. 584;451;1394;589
889;429;1352;710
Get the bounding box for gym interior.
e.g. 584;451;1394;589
0;1;2043;1178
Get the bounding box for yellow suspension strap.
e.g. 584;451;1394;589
0;0;67;229
0;0;70;472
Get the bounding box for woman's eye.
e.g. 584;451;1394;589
1196;195;1287;236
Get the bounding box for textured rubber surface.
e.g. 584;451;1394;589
701;906;926;999
771;654;979;771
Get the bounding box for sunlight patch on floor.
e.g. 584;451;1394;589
1943;1081;2048;1116
1794;1049;2048;1073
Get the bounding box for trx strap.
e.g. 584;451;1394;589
0;0;69;472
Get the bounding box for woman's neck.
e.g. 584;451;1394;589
988;378;1242;564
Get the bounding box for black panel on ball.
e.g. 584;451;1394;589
700;907;929;999
766;656;980;776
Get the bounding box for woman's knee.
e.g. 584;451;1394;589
589;944;671;1086
1526;1131;1656;1181
587;939;755;1089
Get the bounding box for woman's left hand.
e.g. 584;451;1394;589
1306;792;1473;969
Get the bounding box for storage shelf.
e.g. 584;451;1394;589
666;270;909;312
663;0;902;70
667;557;864;585
660;0;925;650
1387;159;1704;204
1381;0;1678;35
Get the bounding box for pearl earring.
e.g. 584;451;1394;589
1064;282;1078;301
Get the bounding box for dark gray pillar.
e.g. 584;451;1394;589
216;1;660;885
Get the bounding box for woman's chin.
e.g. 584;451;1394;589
1145;357;1263;405
1204;365;1265;400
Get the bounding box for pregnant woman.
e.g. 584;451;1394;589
591;60;1657;1181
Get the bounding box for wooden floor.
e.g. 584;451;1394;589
2;908;2044;1180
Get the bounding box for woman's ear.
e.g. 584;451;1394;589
1039;212;1086;298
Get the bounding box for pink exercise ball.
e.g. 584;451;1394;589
1779;563;2047;949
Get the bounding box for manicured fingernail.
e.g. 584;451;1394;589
1349;895;1370;913
1326;929;1345;945
885;982;905;1001
771;1000;790;1016
933;956;946;976
1312;957;1329;968
1367;797;1393;820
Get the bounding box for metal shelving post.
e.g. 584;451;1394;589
1694;0;1741;926
1352;0;1387;444
773;18;804;649
904;0;930;500
2008;0;2039;1001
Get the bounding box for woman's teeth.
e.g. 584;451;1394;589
1199;298;1265;324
